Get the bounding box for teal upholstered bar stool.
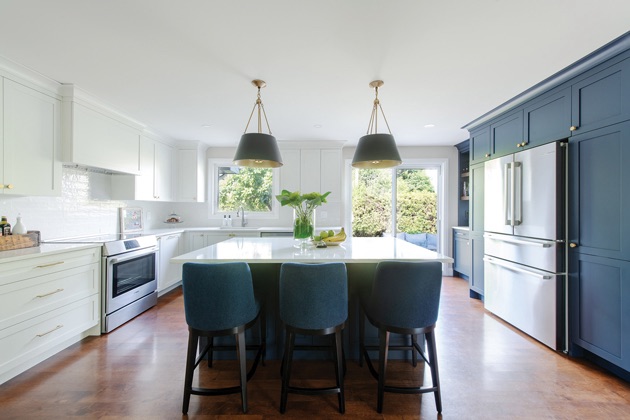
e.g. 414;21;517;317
359;261;443;414
181;262;266;414
278;262;348;414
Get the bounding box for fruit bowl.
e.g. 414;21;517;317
312;228;346;246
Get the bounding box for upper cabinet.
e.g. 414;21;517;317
523;86;571;148
490;109;523;157
0;77;62;196
111;132;174;201
571;58;630;135
470;127;491;164
61;85;143;175
177;141;208;202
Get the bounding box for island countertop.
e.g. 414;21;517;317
172;236;453;264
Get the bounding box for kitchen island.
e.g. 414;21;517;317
172;237;453;359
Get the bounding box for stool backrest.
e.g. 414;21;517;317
367;261;442;330
279;262;348;330
182;262;257;331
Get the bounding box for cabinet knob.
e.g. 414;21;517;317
6;184;13;189
516;143;521;148
484;153;490;158
570;126;578;131
569;243;578;248
521;142;527;147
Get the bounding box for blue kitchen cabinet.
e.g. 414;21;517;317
523;86;572;148
490;109;523;158
568;122;630;262
569;253;630;372
453;228;471;278
470;127;491;164
571;57;630;135
469;233;484;298
469;162;484;298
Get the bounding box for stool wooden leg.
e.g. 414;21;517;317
182;331;198;414
377;329;390;413
280;330;295;413
334;330;345;414
236;331;248;413
260;309;267;366
207;336;214;368
411;334;418;367
359;306;365;367
426;330;442;413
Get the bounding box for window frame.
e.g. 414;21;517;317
207;159;280;220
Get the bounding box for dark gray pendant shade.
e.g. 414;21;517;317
233;132;283;168
351;133;402;169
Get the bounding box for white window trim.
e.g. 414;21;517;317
344;157;449;260
207;159;280;220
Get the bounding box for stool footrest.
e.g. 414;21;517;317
287;385;342;396
383;385;439;395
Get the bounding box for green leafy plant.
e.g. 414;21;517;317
276;190;331;239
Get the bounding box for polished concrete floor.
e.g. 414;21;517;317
1;276;630;419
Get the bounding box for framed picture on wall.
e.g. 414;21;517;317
119;207;143;233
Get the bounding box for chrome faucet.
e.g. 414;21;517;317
237;206;247;227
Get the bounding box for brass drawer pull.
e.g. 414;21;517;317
36;288;65;298
36;324;63;337
36;261;64;269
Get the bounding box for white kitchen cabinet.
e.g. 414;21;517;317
0;246;101;385
177;142;207;202
157;233;182;294
186;230;261;253
62;86;142;175
111;134;174;201
0;77;62;196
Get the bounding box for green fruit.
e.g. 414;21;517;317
320;231;329;239
313;235;321;241
328;230;334;237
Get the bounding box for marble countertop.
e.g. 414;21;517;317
172;237;453;264
0;243;102;263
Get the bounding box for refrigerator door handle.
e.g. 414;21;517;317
504;162;512;226
483;256;554;280
513;161;522;225
484;233;554;248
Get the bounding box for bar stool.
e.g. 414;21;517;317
181;262;266;414
278;262;348;414
359;261;443;413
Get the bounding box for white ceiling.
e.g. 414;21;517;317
0;0;629;148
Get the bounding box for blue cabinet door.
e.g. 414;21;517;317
490;109;523;158
470;233;484;297
571;58;630;134
453;229;471;277
569;252;630;371
470;163;484;234
470;127;491;164
523;86;571;147
568;122;630;261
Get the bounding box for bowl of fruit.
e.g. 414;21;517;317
313;228;347;246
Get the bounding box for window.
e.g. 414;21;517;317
349;160;446;253
208;160;279;219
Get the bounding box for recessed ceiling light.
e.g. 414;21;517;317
314;124;322;128
424;124;435;128
201;124;212;128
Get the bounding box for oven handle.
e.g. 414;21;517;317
108;247;157;265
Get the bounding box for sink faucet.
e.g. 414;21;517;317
237;206;247;227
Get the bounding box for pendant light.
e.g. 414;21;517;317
233;79;283;168
351;80;402;168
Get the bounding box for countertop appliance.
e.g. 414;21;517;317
483;141;567;351
45;233;158;333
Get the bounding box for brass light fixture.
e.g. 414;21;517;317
233;79;283;168
351;80;402;168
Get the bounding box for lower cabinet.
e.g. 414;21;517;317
453;228;471;278
570;252;630;372
470;234;485;298
0;246;101;385
157;233;183;294
186;230;261;253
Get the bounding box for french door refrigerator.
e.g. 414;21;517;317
483;141;567;351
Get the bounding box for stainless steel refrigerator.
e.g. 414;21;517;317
483;141;566;351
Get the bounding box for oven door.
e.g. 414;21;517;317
105;247;157;315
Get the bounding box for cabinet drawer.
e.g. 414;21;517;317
0;247;100;287
0;262;99;331
0;295;98;376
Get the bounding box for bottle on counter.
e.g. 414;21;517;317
0;216;11;236
13;214;26;235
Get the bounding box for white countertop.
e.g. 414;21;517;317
0;243;102;263
172;237;453;264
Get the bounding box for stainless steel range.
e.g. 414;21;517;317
46;233;158;333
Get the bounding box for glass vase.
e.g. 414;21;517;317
293;207;315;248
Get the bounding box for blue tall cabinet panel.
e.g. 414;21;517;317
469;163;485;298
569;121;630;372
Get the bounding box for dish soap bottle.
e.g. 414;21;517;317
13;214;26;235
0;216;11;236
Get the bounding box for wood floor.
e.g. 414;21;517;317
2;276;630;419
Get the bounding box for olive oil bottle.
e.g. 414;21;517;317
0;216;10;236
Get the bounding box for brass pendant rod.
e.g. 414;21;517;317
243;102;259;134
378;103;393;135
367;103;377;135
260;102;272;135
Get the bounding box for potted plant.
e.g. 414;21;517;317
276;190;331;247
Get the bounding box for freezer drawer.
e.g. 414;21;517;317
484;232;562;273
484;256;562;350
